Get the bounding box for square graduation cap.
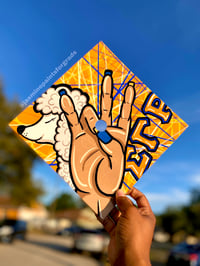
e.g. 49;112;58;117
9;41;188;219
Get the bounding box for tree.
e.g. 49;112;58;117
158;207;182;237
0;82;43;206
190;188;200;205
158;188;200;240
48;193;85;211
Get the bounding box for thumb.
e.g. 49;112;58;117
98;137;122;156
116;189;134;213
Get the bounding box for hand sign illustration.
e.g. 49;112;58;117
60;70;135;218
12;42;188;220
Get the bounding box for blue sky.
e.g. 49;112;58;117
1;0;200;213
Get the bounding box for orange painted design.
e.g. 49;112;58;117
9;41;188;195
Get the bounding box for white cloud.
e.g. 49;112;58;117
146;188;190;204
191;174;200;185
145;188;190;214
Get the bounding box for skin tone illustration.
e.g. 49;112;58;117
9;41;188;265
9;44;187;265
17;69;135;219
14;63;188;223
14;52;187;221
60;70;135;218
11;41;187;223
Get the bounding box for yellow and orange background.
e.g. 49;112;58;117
9;41;188;193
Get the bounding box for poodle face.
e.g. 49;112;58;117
17;84;88;188
17;113;59;144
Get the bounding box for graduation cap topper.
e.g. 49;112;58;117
9;41;188;219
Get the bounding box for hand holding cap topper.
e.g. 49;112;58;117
10;41;185;266
10;41;188;233
59;69;135;219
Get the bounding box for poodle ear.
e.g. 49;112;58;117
33;90;49;114
34;87;62;114
33;89;50;113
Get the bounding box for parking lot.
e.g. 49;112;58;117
0;232;171;266
0;233;103;266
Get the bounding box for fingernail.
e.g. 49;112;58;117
59;89;67;96
128;81;135;87
104;69;113;76
61;95;73;112
116;189;125;197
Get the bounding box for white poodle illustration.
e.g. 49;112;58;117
17;84;89;189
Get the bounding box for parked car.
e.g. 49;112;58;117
167;242;200;266
0;219;27;243
56;225;82;237
74;228;109;255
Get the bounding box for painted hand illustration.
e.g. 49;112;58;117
12;41;188;221
60;70;135;218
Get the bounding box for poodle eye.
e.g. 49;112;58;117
45;117;56;124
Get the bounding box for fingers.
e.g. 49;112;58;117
96;206;120;235
100;70;113;126
81;105;122;158
60;93;83;139
81;105;99;134
106;127;126;151
129;188;156;224
98;138;122;156
116;189;134;213
116;187;153;214
128;187;152;211
98;216;115;235
81;104;123;157
118;82;135;132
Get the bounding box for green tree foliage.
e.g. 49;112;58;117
190;188;200;205
157;188;200;239
48;193;85;211
0;83;43;206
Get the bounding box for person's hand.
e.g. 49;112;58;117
100;187;156;266
60;70;135;217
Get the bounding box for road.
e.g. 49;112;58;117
0;233;104;266
0;233;170;266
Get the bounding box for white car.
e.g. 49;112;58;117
0;219;27;243
74;228;109;254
